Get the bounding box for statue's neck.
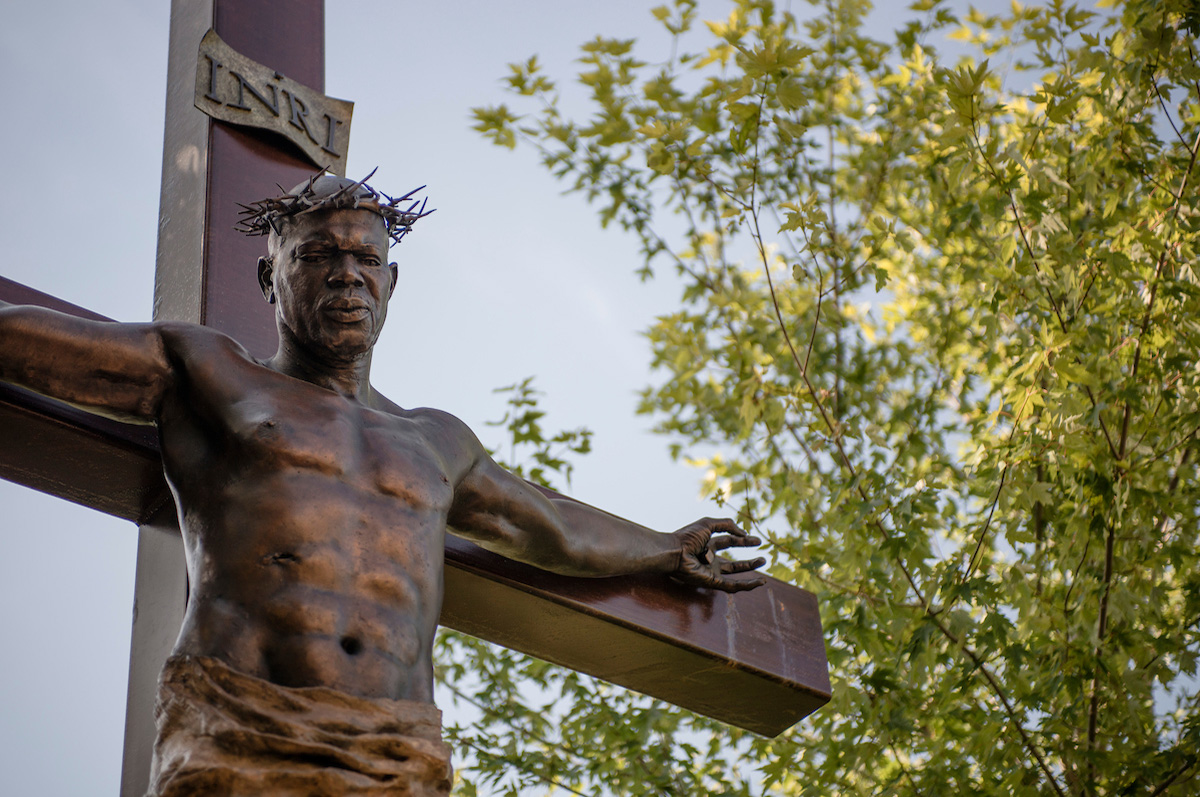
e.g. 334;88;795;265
267;333;374;403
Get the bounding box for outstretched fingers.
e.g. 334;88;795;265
720;557;766;574
719;574;768;592
712;555;767;592
710;533;762;551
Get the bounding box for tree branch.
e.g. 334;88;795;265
1148;758;1198;797
1085;508;1119;786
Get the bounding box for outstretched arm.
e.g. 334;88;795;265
0;301;173;424
446;431;767;593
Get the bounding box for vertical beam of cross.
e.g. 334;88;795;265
119;2;326;793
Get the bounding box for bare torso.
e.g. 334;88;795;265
0;198;754;706
157;328;471;703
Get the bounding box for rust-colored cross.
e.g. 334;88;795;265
0;3;829;794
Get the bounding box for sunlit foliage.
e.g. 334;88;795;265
447;1;1200;793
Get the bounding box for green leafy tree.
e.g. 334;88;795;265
447;1;1200;793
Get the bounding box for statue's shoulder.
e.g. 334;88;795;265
395;405;476;440
154;321;257;369
375;401;486;465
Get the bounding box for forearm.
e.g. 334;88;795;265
490;496;765;593
540;496;682;578
448;462;683;578
449;454;765;590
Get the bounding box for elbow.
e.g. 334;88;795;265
94;367;170;422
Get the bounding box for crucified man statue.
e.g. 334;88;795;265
0;174;766;796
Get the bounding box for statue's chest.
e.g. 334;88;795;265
226;392;450;510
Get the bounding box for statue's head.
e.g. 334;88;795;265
242;171;431;362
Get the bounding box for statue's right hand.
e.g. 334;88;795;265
670;517;768;593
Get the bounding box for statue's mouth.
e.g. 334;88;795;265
323;299;370;322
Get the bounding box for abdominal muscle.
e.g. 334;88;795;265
170;471;448;704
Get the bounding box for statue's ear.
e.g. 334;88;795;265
257;257;276;304
388;262;398;298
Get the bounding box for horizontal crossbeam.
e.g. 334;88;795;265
0;275;830;736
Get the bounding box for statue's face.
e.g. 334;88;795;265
260;208;397;361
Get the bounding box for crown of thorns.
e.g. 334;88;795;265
234;168;433;246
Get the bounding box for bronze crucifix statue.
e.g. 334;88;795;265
0;174;767;795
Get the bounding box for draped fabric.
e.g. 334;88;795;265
146;655;452;796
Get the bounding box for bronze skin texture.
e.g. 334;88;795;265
0;176;766;790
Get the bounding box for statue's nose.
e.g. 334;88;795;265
327;255;365;287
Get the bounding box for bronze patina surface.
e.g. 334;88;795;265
149;655;452;796
0;273;831;738
0;176;770;792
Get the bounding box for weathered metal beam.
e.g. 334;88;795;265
443;529;830;735
0;275;830;735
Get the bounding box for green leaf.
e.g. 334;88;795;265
776;77;807;110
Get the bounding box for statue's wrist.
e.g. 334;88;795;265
667;530;685;575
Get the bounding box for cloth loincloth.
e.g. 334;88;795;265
146;655;452;796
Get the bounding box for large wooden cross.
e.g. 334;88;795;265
0;3;829;794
